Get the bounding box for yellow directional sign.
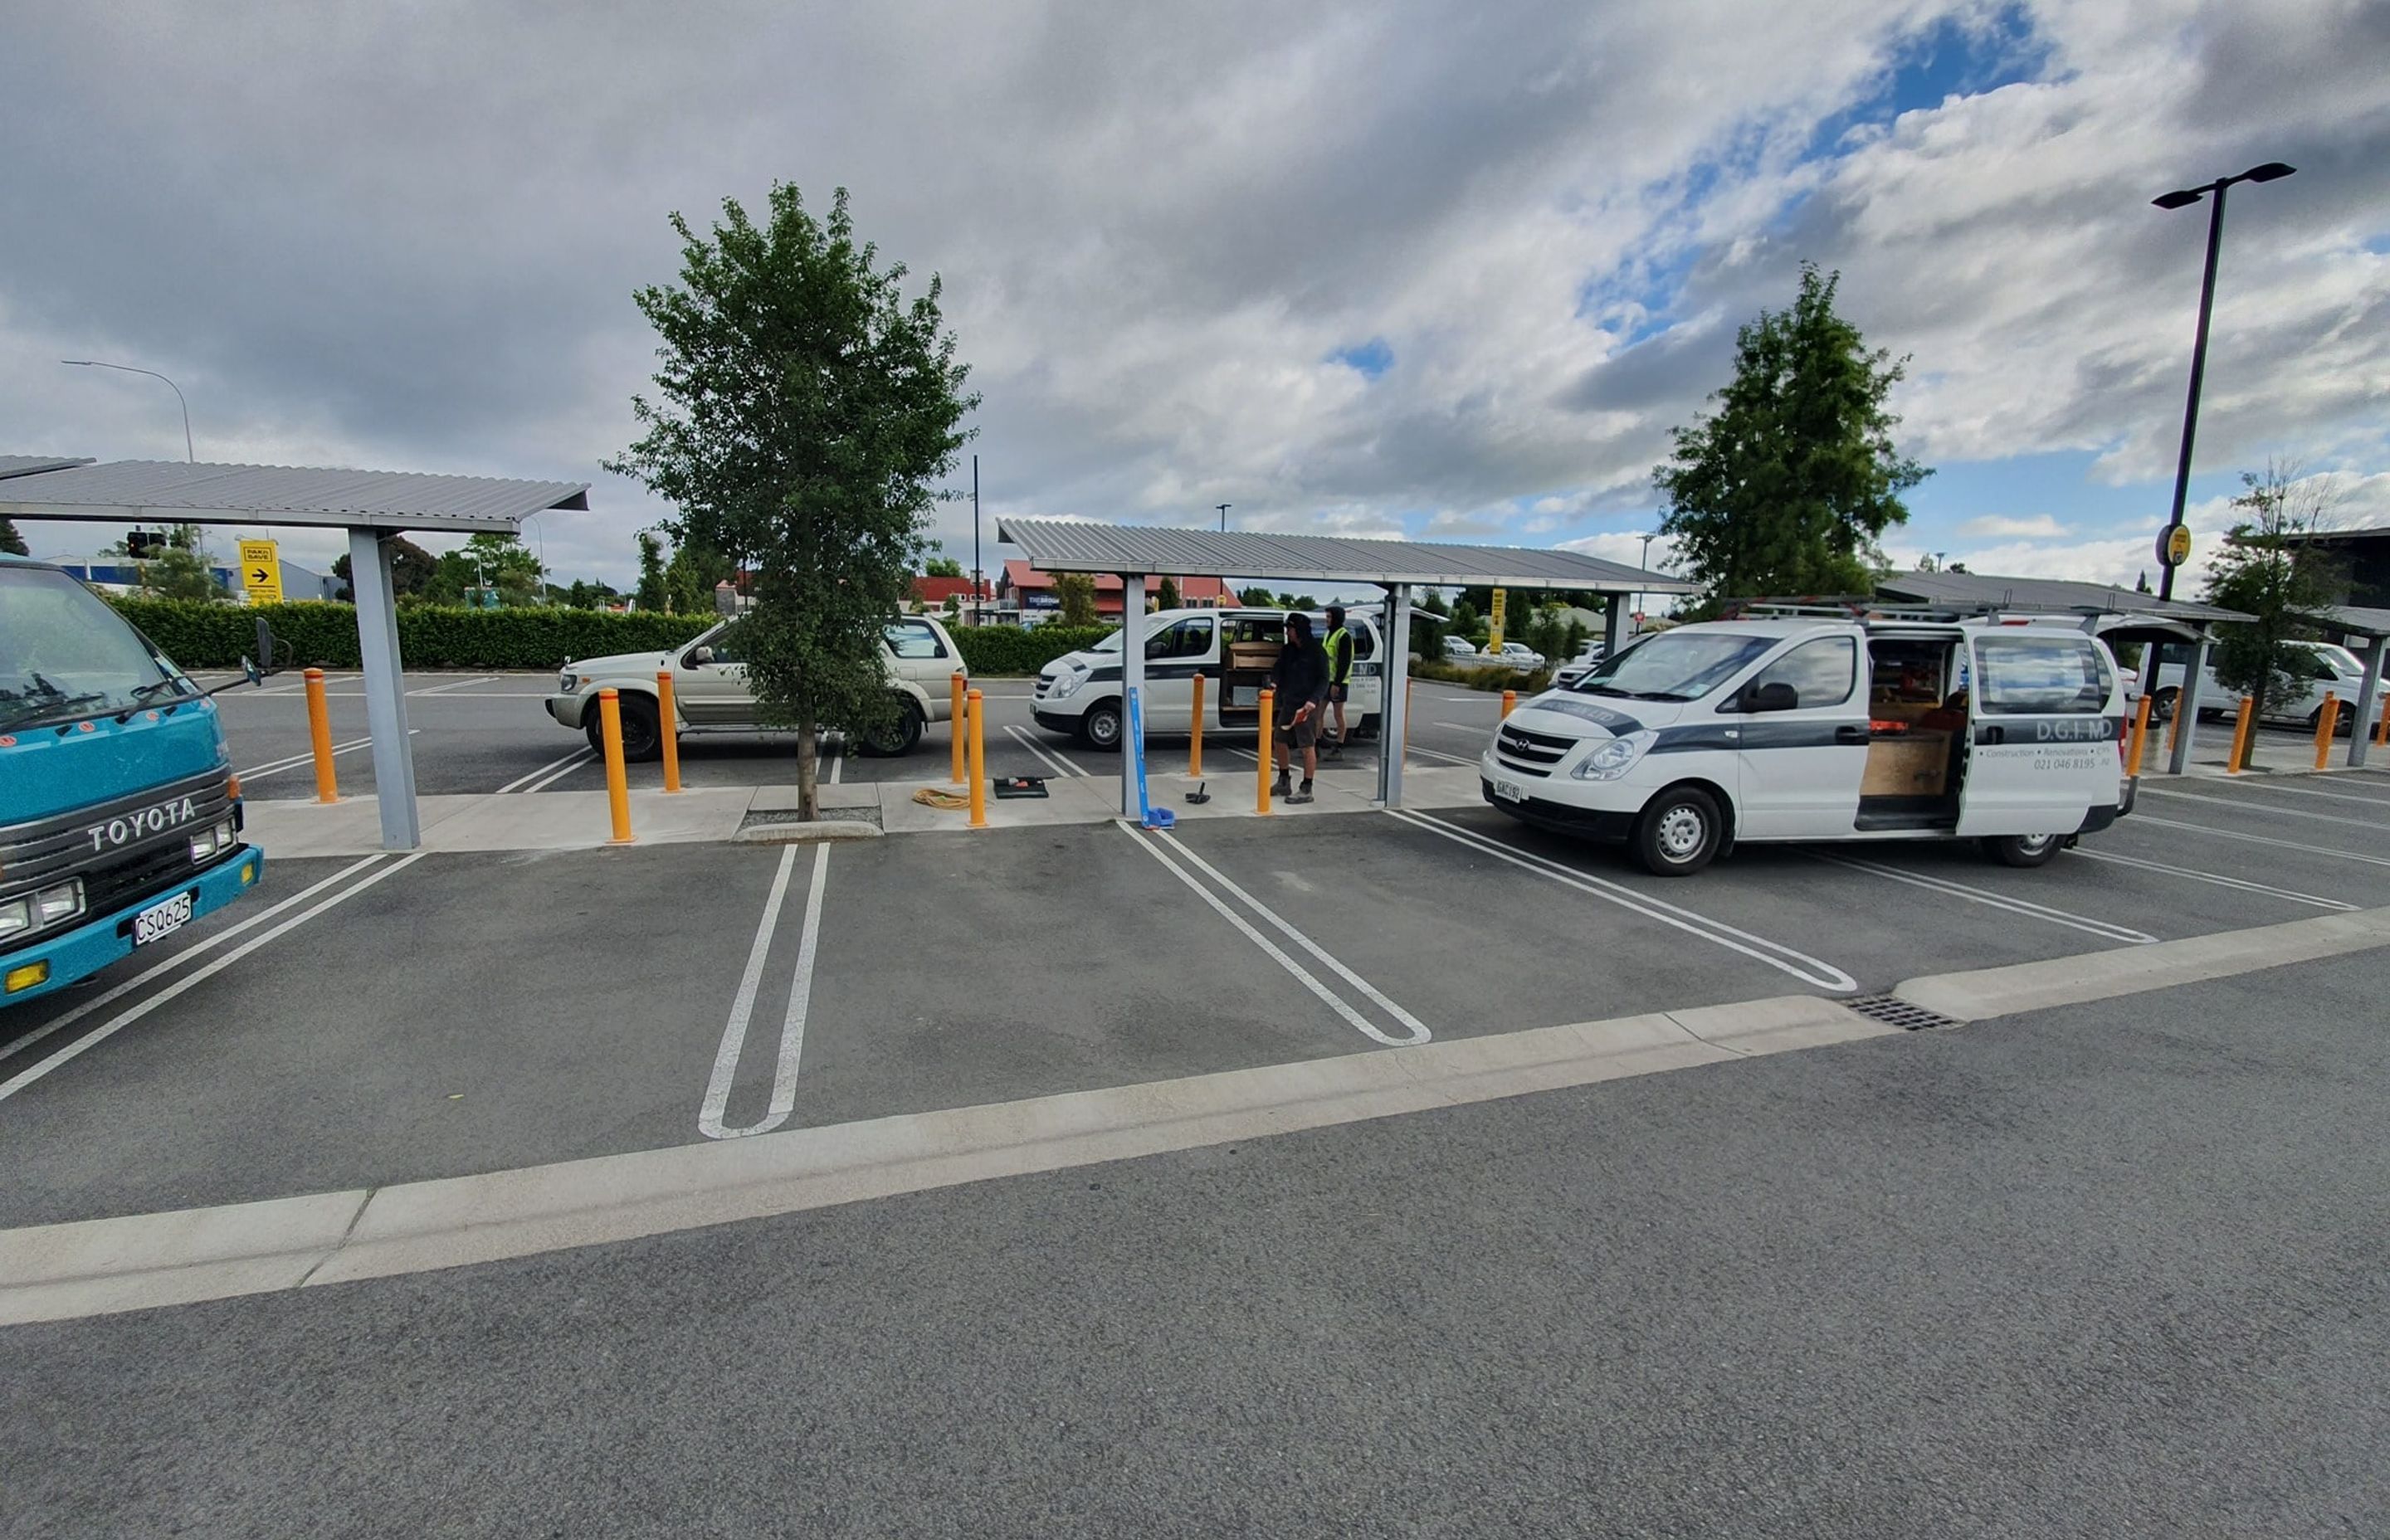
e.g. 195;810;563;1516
1487;587;1508;652
238;539;283;604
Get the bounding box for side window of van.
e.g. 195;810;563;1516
1974;635;2111;714
1744;636;1856;709
1146;616;1214;659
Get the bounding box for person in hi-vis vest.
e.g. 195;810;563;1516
1320;604;1355;760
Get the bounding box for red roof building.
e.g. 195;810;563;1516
910;574;995;607
998;560;1239;617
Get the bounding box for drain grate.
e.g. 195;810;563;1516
1842;994;1963;1031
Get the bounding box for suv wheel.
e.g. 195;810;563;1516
1080;699;1124;752
585;694;663;763
1632;786;1723;876
856;699;924;758
2149;685;2179;722
1982;832;2062;867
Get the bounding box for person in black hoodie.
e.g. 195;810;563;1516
1269;612;1329;803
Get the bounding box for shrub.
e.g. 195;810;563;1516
108;597;716;671
1410;658;1550;693
951;624;1116;676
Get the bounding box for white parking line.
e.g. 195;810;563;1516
1388;810;1859;993
0;855;422;1108
407;675;495;696
1121;826;1428;1047
2222;779;2390;805
1002;724;1087;779
2139;784;2390;831
698;843;832;1140
0;855;389;1069
2071;848;2355;911
1809;853;2157;944
495;746;592;794
2132;814;2390;868
238;732;415;782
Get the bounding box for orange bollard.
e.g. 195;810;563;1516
1257;687;1275;814
2227;695;2256;774
303;667;338;803
598;689;633;841
1501;688;1517;719
2125;694;2153;779
656;670;681;792
966;688;987;828
950;670;968;786
1189;672;1206;778
2314;693;2339;769
2377;692;2390;747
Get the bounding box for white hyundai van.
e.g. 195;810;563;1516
1032;607;1385;750
1481;616;2129;875
2150;640;2370;730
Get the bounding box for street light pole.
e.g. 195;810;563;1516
62;359;193;461
1217;503;1231;532
973;454;983;627
2150;161;2295;602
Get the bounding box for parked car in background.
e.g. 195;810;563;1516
544;615;965;760
1555;641;1609;690
2150;641;2369;730
1494;641;1545;670
1032;607;1386;749
1440;635;1479;661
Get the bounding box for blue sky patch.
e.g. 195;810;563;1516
1332;337;1394;378
1808;3;2051;159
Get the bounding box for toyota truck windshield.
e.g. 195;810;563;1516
0;564;191;731
1568;631;1774;701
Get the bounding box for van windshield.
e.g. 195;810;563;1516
0;564;190;731
1568;631;1774;701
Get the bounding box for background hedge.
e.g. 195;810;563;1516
949;624;1115;676
108;598;716;671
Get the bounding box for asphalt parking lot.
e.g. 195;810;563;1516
3;675;2385;1232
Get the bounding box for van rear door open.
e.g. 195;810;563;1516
1955;630;2125;837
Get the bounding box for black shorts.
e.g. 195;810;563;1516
1328;683;1349;704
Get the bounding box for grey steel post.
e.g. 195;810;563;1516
2167;636;2212;776
1119;573;1147;819
1377;584;1412;809
2349;634;2387;769
347;527;421;849
1604;593;1626;655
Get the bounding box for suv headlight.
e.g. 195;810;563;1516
1048;668;1085;699
1571;729;1655;781
559;670;582;694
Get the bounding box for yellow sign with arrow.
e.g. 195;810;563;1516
238;539;283;604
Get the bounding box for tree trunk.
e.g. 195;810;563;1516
797;719;820;821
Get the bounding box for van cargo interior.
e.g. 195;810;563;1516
1219;614;1284;725
1859;636;1967;831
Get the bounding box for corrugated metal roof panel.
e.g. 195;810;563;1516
2314;605;2390;639
1876;569;2251;624
0;456;95;480
995;518;1698;592
0;460;588;532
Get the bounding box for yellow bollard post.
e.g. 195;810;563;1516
598;688;634;842
966;687;988;829
656;670;682;793
1189;672;1206;778
1500;688;1517;719
2227;694;2256;774
2314;692;2339;770
303;666;339;803
950;670;968;786
1257;687;1275;814
2124;694;2153;779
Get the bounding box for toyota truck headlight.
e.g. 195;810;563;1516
1048;668;1085;699
1571;729;1655;781
559;670;582;693
33;880;85;926
0;899;30;937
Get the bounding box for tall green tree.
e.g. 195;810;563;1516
924;553;965;578
1236;585;1275;608
1155;575;1181;611
148;543;226;602
0;519;27;556
665;537;734;615
461;532;544;606
2202;461;2344;724
635;531;669;612
1054;573;1100;626
608;183;976;816
1654;262;1929;604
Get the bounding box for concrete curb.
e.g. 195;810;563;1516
1895;904;2390;1021
0;996;1884;1325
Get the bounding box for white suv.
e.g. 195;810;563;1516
544;615;966;760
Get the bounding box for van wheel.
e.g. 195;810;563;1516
2307;706;2354;738
1632;787;1723;876
856;699;924;757
587;694;663;762
1357;713;1380;741
1079;699;1124;752
1982;833;2061;868
2149;686;2179;723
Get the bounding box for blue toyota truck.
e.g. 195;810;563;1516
1;553;266;1008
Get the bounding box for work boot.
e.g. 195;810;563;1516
1272;772;1291;799
1290;779;1314;804
1322;742;1342;762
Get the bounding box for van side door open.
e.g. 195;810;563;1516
1954;630;2125;838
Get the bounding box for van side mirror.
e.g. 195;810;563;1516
688;646;715;667
241;655;264;688
1739;680;1799;714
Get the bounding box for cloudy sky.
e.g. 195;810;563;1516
4;0;2386;598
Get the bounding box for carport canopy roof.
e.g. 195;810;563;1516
1876;568;2251;625
997;517;1700;592
0;458;588;534
0;455;94;480
2309;605;2390;639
